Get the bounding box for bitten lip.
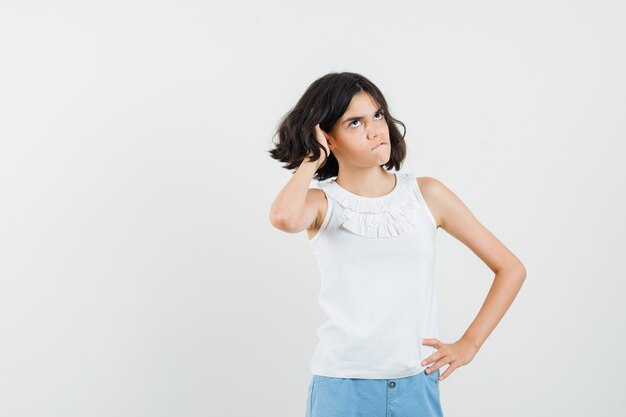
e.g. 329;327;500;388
371;141;386;150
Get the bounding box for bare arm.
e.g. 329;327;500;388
269;155;324;233
418;176;526;380
269;124;330;233
430;177;525;346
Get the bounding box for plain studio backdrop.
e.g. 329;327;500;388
1;1;624;416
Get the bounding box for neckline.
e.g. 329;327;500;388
330;172;401;201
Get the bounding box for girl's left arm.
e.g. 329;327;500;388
417;177;526;381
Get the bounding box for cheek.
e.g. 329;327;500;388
351;143;374;156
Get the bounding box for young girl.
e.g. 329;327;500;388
268;72;526;417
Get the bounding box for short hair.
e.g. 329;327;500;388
268;72;407;181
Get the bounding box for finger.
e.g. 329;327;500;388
421;358;430;366
425;357;446;374
438;364;456;381
422;338;434;346
421;352;441;366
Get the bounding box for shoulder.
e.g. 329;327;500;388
415;176;447;194
308;186;327;202
415;176;450;229
308;186;328;201
415;176;439;188
416;176;476;230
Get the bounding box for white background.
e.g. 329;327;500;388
1;1;624;416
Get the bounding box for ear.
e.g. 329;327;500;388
325;132;336;151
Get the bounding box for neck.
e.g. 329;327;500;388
335;168;396;198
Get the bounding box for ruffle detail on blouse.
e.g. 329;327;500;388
318;173;421;239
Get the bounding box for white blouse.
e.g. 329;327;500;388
308;172;439;379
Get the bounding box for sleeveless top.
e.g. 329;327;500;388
307;172;439;379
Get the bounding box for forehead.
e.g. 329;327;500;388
345;91;379;112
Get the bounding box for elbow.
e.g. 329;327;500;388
497;261;526;281
516;262;527;281
269;210;294;232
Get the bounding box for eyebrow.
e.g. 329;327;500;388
341;106;384;125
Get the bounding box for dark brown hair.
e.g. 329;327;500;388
268;72;407;181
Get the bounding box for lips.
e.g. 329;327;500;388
371;142;386;150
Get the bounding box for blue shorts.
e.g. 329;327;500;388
305;369;443;417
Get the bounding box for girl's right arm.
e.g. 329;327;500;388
269;124;329;233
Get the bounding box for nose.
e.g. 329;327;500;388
367;122;383;139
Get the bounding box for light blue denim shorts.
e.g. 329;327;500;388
305;369;443;417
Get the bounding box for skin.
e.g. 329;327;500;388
417;176;526;381
307;92;527;382
323;91;396;198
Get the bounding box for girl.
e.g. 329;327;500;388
268;72;526;417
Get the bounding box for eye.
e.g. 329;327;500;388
349;111;385;128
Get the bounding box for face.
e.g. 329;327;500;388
327;91;391;168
